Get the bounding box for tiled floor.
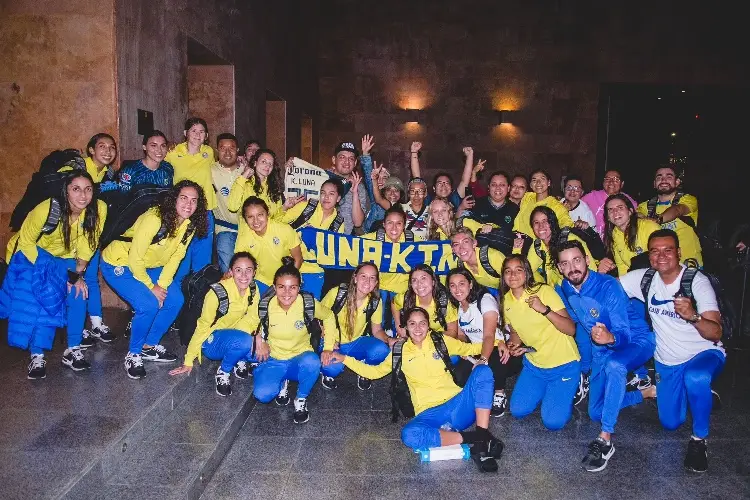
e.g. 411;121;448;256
202;347;750;500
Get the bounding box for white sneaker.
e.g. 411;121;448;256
275;380;290;406
293;398;309;424
215;369;232;397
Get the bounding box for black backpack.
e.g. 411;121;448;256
289;199;344;232
390;331;456;422
533;226;605;281
98;185;173;250
457;246;501;279
257;288;322;350
639;259;735;342
177;264;257;345
10;149;86;232
329;283;381;345
8;198;64;257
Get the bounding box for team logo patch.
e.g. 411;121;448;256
206;334;214;344
433;351;442;360
202;152;209;158
294;320;305;330
220;187;230;196
121;173;131;182
590;308;600;318
505;216;512;224
114;266;125;276
273;237;281;245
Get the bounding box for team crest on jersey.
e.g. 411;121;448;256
294;320;305;330
202;152;209;158
114;266;125;276
273;237;281;245
590;308;600;318
432;351;441;360
220;187;230;196
121;173;131;182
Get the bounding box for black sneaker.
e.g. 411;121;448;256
293;398;310;424
233;361;250;379
215;369;232;397
582;437;615;472
91;324;116;343
27;354;47;380
684;438;708;473
357;376;372;391
275;380;290;406
80;330;97;349
627;373;652;391
124;353;146;379
62;348;91;371
491;391;508;417
321;375;337;390
141;345;178;363
574;372;590;406
470;440;499;473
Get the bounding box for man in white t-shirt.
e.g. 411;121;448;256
619;229;725;473
561;175;596;229
211;133;245;272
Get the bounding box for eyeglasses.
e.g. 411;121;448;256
565;186;582;192
409;189;426;195
435;180;451;187
603;176;621;183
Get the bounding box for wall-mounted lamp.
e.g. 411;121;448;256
496;110;518;125
403;108;422;123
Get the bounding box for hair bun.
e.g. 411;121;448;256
280;256;295;268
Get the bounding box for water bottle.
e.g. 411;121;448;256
416;444;471;463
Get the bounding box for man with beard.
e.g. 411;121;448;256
637;165;702;267
467;171;519;231
582;170;637;238
556;240;656;472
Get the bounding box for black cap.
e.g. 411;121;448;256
334;141;359;157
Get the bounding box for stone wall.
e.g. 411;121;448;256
317;0;749;190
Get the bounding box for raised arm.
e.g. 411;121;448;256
409;142;422;179
456;147;475;197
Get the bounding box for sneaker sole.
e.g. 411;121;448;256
275;398;291;406
684;465;708;473
320;379;336;391
61;360;90;371
293;415;310;424
216;388;232;397
141;357;178;363
27;373;46;380
491;410;507;418
584;446;615;473
124;366;146;380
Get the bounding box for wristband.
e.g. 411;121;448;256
541;305;552;316
67;270;81;285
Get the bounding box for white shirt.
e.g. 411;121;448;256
402;202;430;241
211;163;242;234
619;266;725;366
458;293;503;344
561;198;597;228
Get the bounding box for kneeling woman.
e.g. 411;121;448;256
2;172;106;378
320;262;390;391
252;259;336;424
446;268;521;417
500;255;580;430
235;196;302;295
169;252;259;396
329;307;504;472
101;180;209;379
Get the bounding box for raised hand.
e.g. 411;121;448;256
462;146;474;157
473;159;486;175
410;141;422;153
361;135;375;156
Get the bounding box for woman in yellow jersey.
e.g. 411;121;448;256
319;262;389;391
3;172;106;378
600;193;661;276
165;117;216;271
427;197;497;240
101;181;208;380
329;307;504;472
251;259;336;424
59;134;119;345
500;255;580;430
169;252;259;397
361;205;413;332
227;148;288;220
235;196;303;295
518;206;598;286
446;268;522;417
514;169;573;237
281;178;344;299
392;264;459;339
450;227;506;295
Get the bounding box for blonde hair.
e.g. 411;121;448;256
428;197;455;240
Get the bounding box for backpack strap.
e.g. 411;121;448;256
647;196;658;219
37;198;62;241
331;284;349;344
430;331;457;380
639;268;657;329
435;287;449;330
559;226;571;243
364;294;381;337
329;211;344;232
290;199;319;229
478;246;501;278
404;230;415;242
533;239;548;282
258;287;277;340
209;283;230;325
390;338;407;422
679;266;699;309
301;290;316;327
376;228;385;241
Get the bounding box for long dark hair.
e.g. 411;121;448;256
403;306;430;338
446;267;488;308
344;262;381;340
60;171;100;252
250;149;283;203
530;205;565;266
85;133;116;163
157;180;209;239
498;255;542;329
603;193;639;255
403;264;442;311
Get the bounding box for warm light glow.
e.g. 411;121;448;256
403;122;422;133
491;91;524;112
394;78;433;110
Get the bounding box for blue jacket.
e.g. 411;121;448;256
558;271;654;356
0;248;68;350
360;155;386;232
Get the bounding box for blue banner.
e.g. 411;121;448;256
299;228;458;275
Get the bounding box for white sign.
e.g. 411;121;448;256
284;158;331;200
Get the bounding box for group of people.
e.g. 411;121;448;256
0;122;724;475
